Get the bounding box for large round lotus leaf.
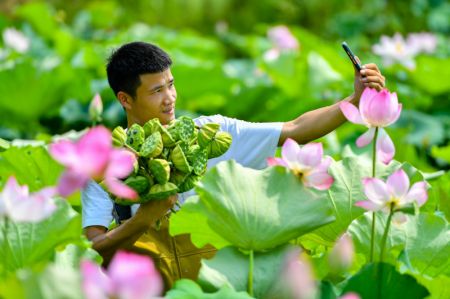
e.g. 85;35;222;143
172;160;335;251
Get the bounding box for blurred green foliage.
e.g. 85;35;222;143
0;0;448;173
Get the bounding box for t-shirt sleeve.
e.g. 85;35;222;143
195;115;283;169
81;180;114;229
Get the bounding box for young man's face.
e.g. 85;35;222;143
126;68;177;126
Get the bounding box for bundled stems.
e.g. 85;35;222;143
379;203;395;262
248;249;254;297
369;127;380;262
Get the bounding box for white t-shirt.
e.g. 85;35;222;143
81;115;283;228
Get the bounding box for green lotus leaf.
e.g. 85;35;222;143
171;160;335;251
166;279;254;299
342;263;429;299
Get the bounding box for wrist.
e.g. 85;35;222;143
348;93;359;106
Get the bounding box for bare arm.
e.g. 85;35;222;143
279;63;385;145
84;195;177;264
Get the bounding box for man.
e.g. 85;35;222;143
82;41;385;288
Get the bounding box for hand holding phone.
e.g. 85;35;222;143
342;41;362;71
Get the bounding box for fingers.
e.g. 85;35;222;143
360;64;385;90
362;63;380;73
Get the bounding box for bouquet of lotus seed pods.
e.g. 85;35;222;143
109;116;232;205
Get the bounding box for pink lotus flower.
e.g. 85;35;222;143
340;87;402;164
49;126;137;199
264;25;299;62
372;33;418;69
282;249;317;299
329;233;354;273
2;27;30;53
81;251;163;299
267;138;334;190
89;93;103;123
0;176;56;222
407;32;437;54
356;169;428;212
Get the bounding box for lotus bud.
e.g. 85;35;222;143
88;93;103;123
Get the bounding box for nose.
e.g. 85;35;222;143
163;88;176;105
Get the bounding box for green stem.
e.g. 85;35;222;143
379;204;395;263
2;217;9;279
369;127;380;263
248;249;254;297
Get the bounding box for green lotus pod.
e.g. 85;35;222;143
170;144;192;173
190;147;208;175
126;124;145;151
145;182;178;200
189;127;199;145
124;176;150;194
177;174;201;193
186;144;201;162
207;131;232;158
167;122;180;142
169;171;189;186
177;116;195;142
198;123;220;148
140;131;163;158
112;126;127;147
137;166;155;187
143;118;161;137
148;159;170;184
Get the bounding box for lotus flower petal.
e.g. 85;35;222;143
404;181;428;207
281;138;300;165
48;140;79;169
356;127;376;147
376;129;395;164
355;200;382;211
340;102;364;125
362;178;390;205
57;171;89;197
105;150;136;179
387;169;410;198
81;260;112;299
298;143;323;168
109;251;163;299
267;157;288;167
305;170;334;190
104;178;138;200
359;88;378;123
77;127;112;177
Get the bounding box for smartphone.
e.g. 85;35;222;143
342;41;362;71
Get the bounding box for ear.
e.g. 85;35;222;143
117;91;133;110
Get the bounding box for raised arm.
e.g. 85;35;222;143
84;195;177;265
279;63;385;145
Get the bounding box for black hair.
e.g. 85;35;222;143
106;41;172;98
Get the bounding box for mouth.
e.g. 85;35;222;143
163;107;174;115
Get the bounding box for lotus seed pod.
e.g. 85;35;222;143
177;116;195;142
140;131;163;158
112;126;127;147
170;144;192;173
143;118;161;137
145;182;178;200
188;146;208;175
124;176;150;194
167;122;180;142
137;166;155;187
207;131;232;158
126;123;145;151
198;123;220;148
177;174;201;193
148;159;171;184
169;171;189;186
